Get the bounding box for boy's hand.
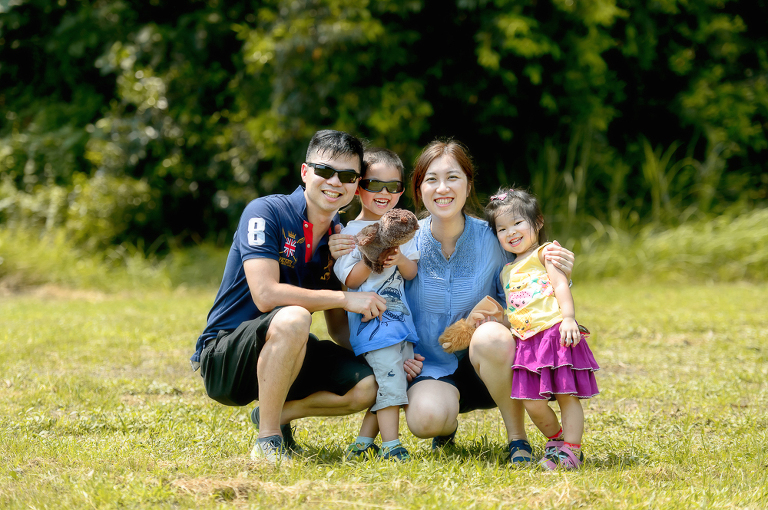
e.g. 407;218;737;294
329;225;356;259
403;353;425;382
381;247;404;268
560;318;581;347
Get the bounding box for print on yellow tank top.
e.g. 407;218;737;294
501;242;563;340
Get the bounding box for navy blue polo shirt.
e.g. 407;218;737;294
191;186;342;368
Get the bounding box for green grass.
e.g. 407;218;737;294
0;229;172;292
1;283;767;509
3;208;768;295
573;208;768;282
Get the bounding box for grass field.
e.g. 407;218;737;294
1;283;767;509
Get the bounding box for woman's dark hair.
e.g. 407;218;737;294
484;186;547;246
410;138;481;217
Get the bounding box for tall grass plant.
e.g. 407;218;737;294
0;227;234;292
574;207;768;282
0;228;171;292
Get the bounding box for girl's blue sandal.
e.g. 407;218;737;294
508;439;534;464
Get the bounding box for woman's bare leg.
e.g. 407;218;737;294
469;321;527;441
404;379;459;438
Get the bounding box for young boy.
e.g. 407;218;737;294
332;147;419;461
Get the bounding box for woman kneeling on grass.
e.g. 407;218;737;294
401;140;575;463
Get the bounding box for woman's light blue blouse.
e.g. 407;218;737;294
405;215;515;379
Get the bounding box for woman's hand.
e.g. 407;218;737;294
543;240;574;278
403;353;425;382
329;225;356;260
475;314;498;326
559;318;581;347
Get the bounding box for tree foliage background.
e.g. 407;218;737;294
1;0;767;252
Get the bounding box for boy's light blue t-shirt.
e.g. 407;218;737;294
333;219;420;356
404;215;514;379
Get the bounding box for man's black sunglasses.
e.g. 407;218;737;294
359;179;404;194
306;162;360;184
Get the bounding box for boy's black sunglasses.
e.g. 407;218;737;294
359;179;404;194
306;162;360;184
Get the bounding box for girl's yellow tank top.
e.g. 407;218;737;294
500;243;562;340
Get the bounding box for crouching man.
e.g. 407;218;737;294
191;130;397;462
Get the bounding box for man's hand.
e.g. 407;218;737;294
329;224;356;260
543;240;574;279
344;291;387;322
403;353;425;382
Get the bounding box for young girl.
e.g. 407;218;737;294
485;187;599;470
332;147;419;462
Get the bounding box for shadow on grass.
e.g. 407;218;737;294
299;436;515;466
586;451;647;469
250;432;649;470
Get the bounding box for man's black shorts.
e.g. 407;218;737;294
409;353;496;414
200;307;373;406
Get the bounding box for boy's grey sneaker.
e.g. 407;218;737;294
431;427;457;450
250;406;304;454
344;441;380;461
379;444;411;462
250;435;292;464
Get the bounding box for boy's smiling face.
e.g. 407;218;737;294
357;162;403;221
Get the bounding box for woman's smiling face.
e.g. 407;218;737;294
419;155;470;221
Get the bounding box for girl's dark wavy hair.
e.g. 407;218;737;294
484;186;547;246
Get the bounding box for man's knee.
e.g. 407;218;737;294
406;409;450;438
266;306;312;348
345;375;377;412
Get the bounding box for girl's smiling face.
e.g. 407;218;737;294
357;162;403;221
494;210;539;256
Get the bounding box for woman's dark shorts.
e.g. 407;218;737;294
200;307;373;406
409;353;496;414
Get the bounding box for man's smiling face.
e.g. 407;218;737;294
301;153;361;218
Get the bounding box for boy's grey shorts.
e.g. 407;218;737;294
363;341;414;412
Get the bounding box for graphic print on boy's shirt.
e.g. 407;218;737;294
357;270;411;342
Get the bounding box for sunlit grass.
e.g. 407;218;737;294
1;283;766;508
0;228;171;292
574;207;768;282
4;209;767;296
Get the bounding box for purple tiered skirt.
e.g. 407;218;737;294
510;322;600;400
